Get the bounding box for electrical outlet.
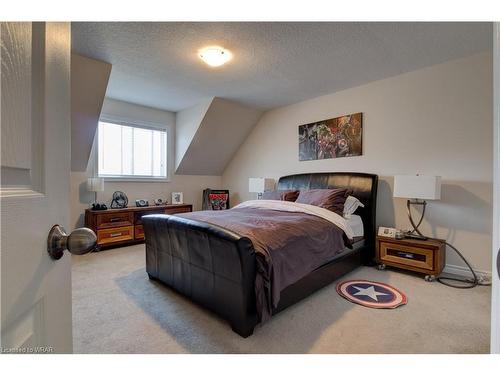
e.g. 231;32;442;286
465;275;492;285
477;275;491;285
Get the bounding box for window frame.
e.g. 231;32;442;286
94;115;172;182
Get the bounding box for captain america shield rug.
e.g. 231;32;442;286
336;280;407;309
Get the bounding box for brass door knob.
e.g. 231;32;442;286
47;224;97;260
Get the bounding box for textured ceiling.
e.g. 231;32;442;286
71;22;492;112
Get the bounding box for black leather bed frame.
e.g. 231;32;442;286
143;172;378;337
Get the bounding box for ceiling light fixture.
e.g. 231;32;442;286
199;46;232;67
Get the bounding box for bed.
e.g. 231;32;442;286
143;172;378;337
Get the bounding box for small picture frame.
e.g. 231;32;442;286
171;192;183;204
378;226;397;238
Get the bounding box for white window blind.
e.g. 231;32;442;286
98;121;167;179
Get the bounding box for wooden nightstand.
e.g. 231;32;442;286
376;235;446;281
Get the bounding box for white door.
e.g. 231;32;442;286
492;22;500;354
1;22;73;353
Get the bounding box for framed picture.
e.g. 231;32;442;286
202;189;230;210
171;192;183;204
299;112;362;161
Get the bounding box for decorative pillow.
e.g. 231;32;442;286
343;195;365;218
295;188;351;215
262;189;300;202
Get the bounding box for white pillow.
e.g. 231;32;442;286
343;195;364;218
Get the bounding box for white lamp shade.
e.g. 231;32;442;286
248;178;275;193
87;177;104;192
393;175;441;200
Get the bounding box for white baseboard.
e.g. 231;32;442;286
443;264;492;280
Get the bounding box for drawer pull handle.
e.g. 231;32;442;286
110;233;122;237
396;251;414;259
109;218;122;222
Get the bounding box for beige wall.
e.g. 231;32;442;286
222;52;493;272
70;98;221;229
71;172;221;228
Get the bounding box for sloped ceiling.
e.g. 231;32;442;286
175;98;262;175
71;22;492;112
71;54;111;171
69;22;491;175
175;97;213;171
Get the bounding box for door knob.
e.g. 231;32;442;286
497;248;500;279
47;224;97;260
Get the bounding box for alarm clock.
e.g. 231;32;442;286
135;199;149;207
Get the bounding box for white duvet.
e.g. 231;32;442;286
234;199;354;239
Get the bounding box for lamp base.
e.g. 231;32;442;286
406;199;427;237
404;231;428;241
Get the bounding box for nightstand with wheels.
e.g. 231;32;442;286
376;235;446;281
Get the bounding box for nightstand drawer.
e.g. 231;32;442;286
135;210;165;225
164;206;192;215
134;225;144;240
97;226;134;245
96;212;134;229
379;242;434;270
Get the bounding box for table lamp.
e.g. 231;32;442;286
87;177;104;205
248;177;274;199
393;174;441;239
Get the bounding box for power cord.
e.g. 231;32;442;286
402;231;490;288
436;241;490;289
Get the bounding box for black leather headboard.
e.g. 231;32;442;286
278;172;378;263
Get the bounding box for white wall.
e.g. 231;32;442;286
70;98;221;229
222;52;493;272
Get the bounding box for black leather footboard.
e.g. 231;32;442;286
141;172;377;338
142;214;365;338
142;214;259;337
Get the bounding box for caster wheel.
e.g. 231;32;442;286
424;275;436;282
377;264;386;270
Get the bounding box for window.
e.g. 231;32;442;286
98;120;167;179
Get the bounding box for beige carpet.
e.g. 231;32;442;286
72;244;491;353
